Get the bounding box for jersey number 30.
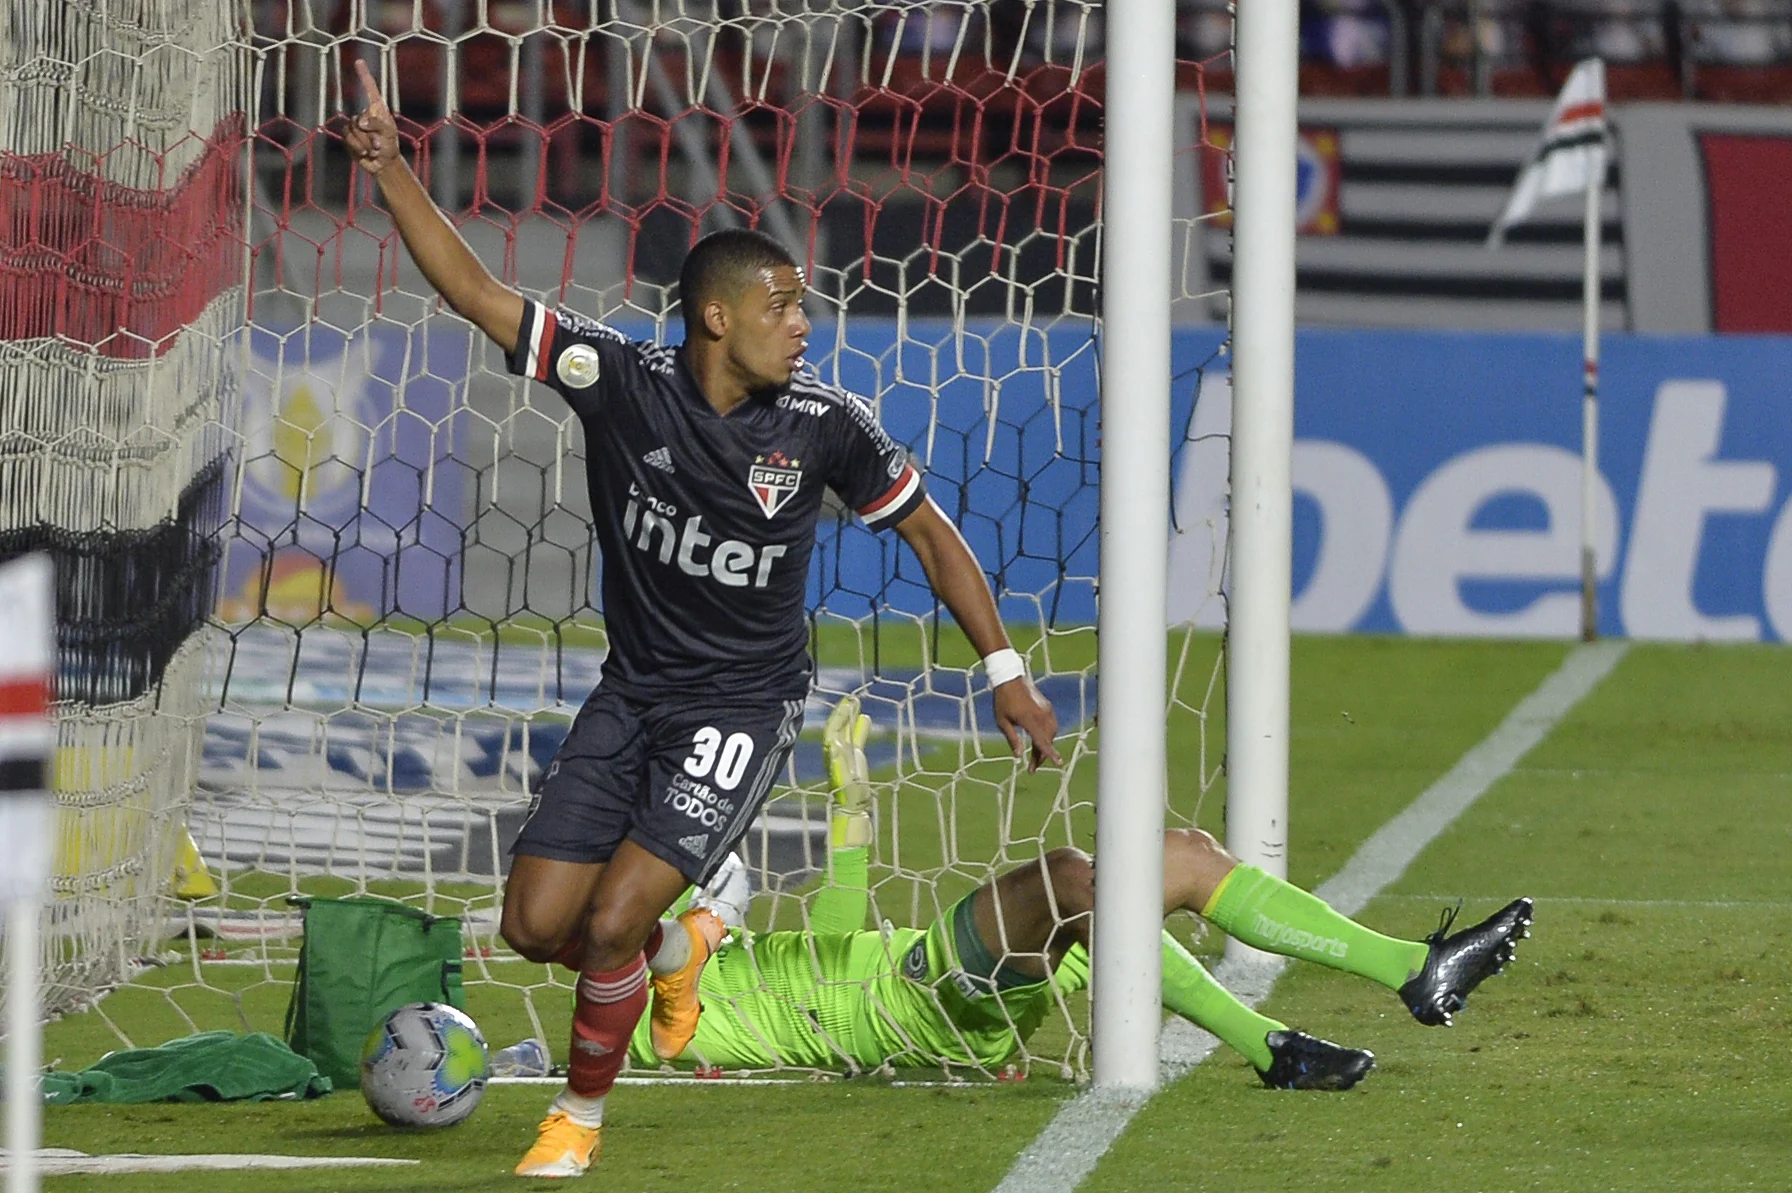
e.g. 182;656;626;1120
682;727;755;790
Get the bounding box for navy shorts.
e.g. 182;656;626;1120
512;684;805;884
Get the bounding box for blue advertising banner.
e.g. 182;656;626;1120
809;317;1110;628
1169;329;1792;642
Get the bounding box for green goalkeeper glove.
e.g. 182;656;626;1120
824;695;873;849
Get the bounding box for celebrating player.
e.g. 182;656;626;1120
612;697;1533;1085
343;62;1060;1178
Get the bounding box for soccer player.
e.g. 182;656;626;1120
343;62;1061;1179
623;697;1533;1089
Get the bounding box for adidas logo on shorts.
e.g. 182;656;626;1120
643;446;676;473
678;833;710;856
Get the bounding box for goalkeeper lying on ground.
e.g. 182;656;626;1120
599;698;1533;1089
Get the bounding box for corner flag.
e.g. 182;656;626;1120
1487;59;1610;641
1487;59;1608;248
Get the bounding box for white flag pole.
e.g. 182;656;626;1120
1;553;55;1193
1578;140;1606;642
6;896;43;1193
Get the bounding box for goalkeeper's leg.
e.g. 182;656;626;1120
971;830;1430;990
1172;830;1533;1027
1164;829;1430;988
965;847;1371;1088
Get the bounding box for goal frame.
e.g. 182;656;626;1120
1090;0;1172;1093
1224;0;1298;930
1091;0;1297;1087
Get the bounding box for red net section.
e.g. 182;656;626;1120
0;123;245;358
249;5;1123;324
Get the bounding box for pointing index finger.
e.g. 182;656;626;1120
353;59;389;118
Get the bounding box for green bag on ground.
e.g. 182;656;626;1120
283;897;466;1089
39;1031;331;1105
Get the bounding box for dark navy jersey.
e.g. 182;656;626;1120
506;299;926;697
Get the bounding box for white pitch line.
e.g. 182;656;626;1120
1382;894;1792;910
0;1150;417;1175
994;639;1629;1193
491;1076;984;1088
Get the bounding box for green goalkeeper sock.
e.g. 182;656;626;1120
1203;864;1429;991
1052;937;1283;1072
1160;933;1282;1072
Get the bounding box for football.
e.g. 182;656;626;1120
359;1002;489;1128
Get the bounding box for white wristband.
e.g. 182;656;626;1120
983;647;1026;688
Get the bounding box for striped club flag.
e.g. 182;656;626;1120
1488;59;1609;248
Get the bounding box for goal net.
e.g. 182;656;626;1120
2;0;1236;1084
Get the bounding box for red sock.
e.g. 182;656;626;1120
567;955;648;1098
556;926;662;975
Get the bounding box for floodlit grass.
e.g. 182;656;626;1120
42;637;1789;1192
1084;642;1792;1193
38;1082;1067;1193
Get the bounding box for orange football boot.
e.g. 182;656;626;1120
649;907;726;1059
514;1110;601;1178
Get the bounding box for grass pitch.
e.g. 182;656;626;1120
1087;642;1792;1193
34;637;1792;1191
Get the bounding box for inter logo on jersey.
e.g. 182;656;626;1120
747;452;802;519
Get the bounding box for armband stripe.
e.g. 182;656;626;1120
534;312;557;381
522;302;547;380
858;465;921;528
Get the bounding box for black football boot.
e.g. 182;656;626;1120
1398;898;1534;1027
1258;1030;1376;1091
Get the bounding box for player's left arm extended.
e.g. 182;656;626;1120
894;498;1061;771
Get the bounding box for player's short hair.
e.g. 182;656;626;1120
679;228;799;333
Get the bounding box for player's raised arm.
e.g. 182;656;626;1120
343;59;523;354
894;499;1061;771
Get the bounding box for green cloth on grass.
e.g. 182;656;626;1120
38;1031;332;1105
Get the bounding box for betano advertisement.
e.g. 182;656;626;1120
1169;328;1792;642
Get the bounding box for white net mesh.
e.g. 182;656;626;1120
0;0;243;1017
4;0;1236;1084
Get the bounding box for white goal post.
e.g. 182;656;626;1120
1223;0;1299;960
1091;0;1172;1094
1093;0;1297;1082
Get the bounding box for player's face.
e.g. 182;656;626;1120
726;266;810;389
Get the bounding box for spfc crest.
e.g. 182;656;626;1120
748;452;802;519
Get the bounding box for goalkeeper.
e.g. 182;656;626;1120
625;698;1534;1087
